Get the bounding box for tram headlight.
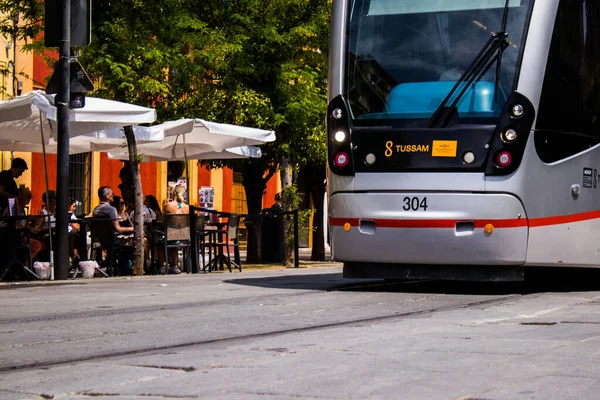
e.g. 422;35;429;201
462;151;476;164
511;104;524;117
333;130;347;143
334;152;349;168
500;129;518;143
332;108;343;119
496;151;512;168
365;153;376;165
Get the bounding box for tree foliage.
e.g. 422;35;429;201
0;0;44;96
9;0;331;262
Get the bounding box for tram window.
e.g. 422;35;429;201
535;0;600;163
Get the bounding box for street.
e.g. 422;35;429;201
1;265;600;399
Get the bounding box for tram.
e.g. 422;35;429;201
326;0;600;281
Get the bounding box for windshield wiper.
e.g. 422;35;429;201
494;0;511;103
428;0;511;128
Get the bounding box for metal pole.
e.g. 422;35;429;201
294;210;299;268
53;0;70;280
39;112;54;279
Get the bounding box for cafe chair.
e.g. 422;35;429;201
195;214;214;272
89;218;118;277
207;213;242;273
144;221;165;274
162;213;192;273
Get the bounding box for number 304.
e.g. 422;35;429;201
402;196;428;211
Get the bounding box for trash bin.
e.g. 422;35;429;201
261;210;284;263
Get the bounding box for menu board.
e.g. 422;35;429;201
199;186;214;209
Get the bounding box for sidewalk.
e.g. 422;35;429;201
0;245;340;287
239;244;337;270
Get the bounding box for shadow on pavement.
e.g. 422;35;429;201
225;272;353;291
225;267;600;295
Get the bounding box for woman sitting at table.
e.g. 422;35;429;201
144;195;162;222
160;185;189;274
111;195;132;227
32;190;57;260
40;190;57;231
164;185;189;214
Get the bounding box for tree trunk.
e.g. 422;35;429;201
279;155;293;266
124;125;144;276
242;161;270;263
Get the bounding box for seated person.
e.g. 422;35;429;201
161;185;189;275
1;187;43;265
31;190;57;260
144;195;162;222
39;190;57;231
164;185;189;214
111;195;132;227
129;196;157;223
92;186;134;274
93;187;134;235
68;198;84;269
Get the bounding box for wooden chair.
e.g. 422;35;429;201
162;213;192;273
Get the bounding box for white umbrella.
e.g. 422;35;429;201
108;145;263;162
118;118;275;160
0;90;157;143
103;118;274;204
0;125;164;154
0;90;157;279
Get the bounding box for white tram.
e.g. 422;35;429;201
327;0;600;280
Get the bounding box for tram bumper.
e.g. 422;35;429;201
329;192;528;266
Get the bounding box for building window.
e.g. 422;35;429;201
0;61;7;100
69;152;91;214
231;171;248;248
231;172;248;214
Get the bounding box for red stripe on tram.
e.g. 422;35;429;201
329;217;527;229
528;209;600;227
331;210;600;229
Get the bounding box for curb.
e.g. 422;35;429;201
0;262;343;289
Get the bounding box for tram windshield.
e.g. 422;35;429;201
345;0;532;125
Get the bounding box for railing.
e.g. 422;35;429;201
190;206;300;273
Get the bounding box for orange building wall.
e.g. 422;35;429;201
33;50;56;89
30;153;57;213
198;164;211;187
221;167;233;212
99;153;125;197
263;173;279;209
99;154;158;200
139;160;157;198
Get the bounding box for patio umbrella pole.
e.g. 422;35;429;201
39;112;54;279
183;133;190;204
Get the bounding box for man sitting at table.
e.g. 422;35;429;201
0;158;27;214
92;186;134;274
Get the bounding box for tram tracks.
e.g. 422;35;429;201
0;281;528;373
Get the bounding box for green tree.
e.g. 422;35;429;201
195;0;330;263
22;0;330;265
0;0;44;96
